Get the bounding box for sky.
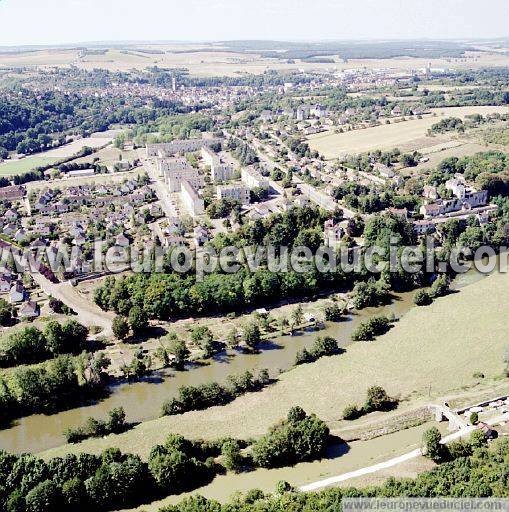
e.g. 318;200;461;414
0;0;507;46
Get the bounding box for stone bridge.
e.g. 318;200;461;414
429;404;469;431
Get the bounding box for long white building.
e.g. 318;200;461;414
216;184;250;205
181;180;204;217
146;137;221;158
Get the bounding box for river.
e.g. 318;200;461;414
0;263;499;454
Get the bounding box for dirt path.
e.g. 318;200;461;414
31;272;114;336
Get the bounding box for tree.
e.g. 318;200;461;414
0;298;13;326
242;321;261;349
107;407;127;434
252;408;329;468
226;327;239;348
470;429;488;449
191;326;214;357
25;479;62;512
44;321;65;355
364;386;395;412
422;427;444;462
221;439;244;473
343;404;361;420
112;316;129;340
352;316;391;341
469;412;479;425
128;306;148;335
5;327;47;364
167;338;190;370
291;304;304;329
324;302;345;321
431;275;450;298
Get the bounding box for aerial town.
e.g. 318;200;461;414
0;3;508;511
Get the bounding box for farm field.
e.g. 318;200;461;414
41;135;114;158
307;105;509;159
0;156;59;176
40;268;509;460
2;46;509;76
71;145;137;167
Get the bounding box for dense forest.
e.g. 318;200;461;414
0;89;188;155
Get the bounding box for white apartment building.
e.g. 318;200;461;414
156;157;189;177
216;184;250;205
241;167;269;190
201;147;235;182
161;162;204;193
181;180;204;217
146;137;221;158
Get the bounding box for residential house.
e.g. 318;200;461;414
19;301;39;319
9;282;25;303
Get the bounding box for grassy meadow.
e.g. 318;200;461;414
0;157;59;176
307;105;509;159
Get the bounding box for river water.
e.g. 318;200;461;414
0;264;498;454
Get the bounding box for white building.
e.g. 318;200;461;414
146;137;221;158
161;161;204;193
324;219;344;249
241;167;269;190
201;147;235;182
216;184;250;205
181;180;204;217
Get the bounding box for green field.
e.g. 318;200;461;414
0;157;59;176
41;269;509;461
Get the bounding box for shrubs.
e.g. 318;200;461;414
251;406;330;468
352;279;391;310
161;369;270;416
324;302;345;321
0;409;332;512
1;354;104;421
295;336;340;365
352;316;392;341
148;435;214;496
414;289;433;306
422;426;489;463
414;276;451;307
158;437;509;510
112;316;129;340
342;404;362;420
342;386;398;420
64;407;129;444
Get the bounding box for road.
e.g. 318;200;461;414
300;410;508;492
31;272;114;336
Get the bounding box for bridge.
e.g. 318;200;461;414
428;403;469;431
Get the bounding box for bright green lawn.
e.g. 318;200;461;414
0;157;59;176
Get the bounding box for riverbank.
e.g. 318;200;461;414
39;268;509;460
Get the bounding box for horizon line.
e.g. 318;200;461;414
1;36;509;50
